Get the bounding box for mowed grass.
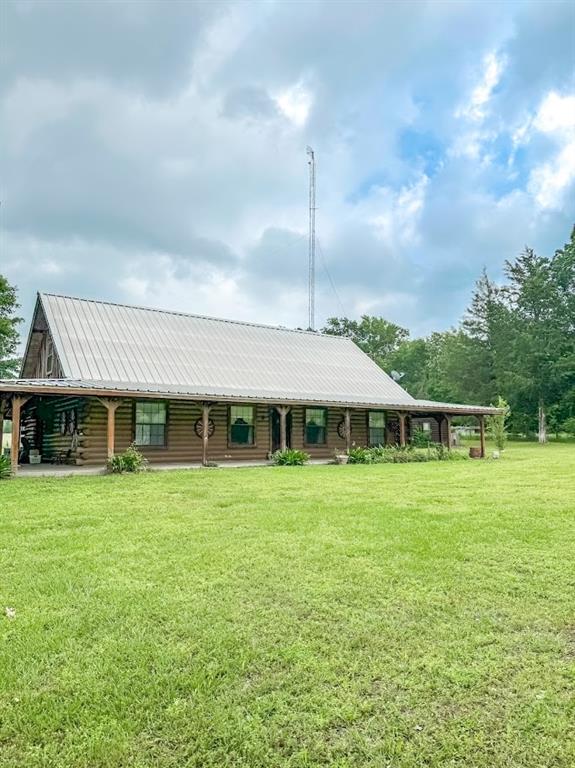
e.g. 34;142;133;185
0;444;574;768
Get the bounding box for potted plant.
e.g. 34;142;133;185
334;449;349;465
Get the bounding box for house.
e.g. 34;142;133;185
0;293;499;474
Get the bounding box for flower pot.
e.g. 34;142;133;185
335;454;349;465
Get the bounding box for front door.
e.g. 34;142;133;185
270;408;292;453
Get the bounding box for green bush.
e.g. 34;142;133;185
487;396;510;451
347;446;374;464
0;455;12;480
348;444;468;464
563;417;575;436
272;448;310;466
411;427;432;448
107;443;148;474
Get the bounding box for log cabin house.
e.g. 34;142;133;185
0;293;498;474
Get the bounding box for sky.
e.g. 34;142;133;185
1;0;574;341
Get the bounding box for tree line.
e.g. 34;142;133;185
323;228;575;442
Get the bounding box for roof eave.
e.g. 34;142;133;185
0;380;502;416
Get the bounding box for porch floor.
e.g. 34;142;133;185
16;459;332;478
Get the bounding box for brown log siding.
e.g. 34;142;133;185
78;399;370;464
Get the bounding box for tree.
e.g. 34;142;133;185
322;315;409;369
0;276;22;379
550;228;575;430
503;246;569;443
461;268;512;406
385;338;430;398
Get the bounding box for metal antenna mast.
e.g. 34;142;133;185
306;146;316;330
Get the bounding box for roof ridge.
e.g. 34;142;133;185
39;292;353;341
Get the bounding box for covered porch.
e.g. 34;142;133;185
1;383;489;477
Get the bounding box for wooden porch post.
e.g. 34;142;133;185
10;395;31;475
479;414;486;458
276;405;291;452
0;397;4;458
445;414;452;449
97;398;122;461
398;412;407;447
344;408;351;452
201;402;214;467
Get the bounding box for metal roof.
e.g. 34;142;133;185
39;293;417;405
1;292;499;414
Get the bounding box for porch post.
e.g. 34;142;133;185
344;408;351;452
479;414;486;458
445;414;452;449
10;395;31;475
0;397;4;457
276;405;291;452
201;402;214;467
398;412;407;447
97;398;122;460
436;415;443;445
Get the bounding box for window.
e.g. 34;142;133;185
368;411;386;446
229;405;255;445
46;337;54;376
422;421;431;432
305;408;327;445
135;401;167;446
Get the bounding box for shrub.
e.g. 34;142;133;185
411;427;432;448
107;443;148;474
347;446;375;464
562;416;575;436
272;448;309;466
0;455;12;480
487;396;510;451
349;444;468;464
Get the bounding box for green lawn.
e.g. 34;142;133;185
1;444;574;768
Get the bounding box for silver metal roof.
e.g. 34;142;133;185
39;293;417;406
2;293;499;414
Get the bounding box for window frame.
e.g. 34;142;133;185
367;410;386;447
45;336;54;377
228;404;256;448
132;400;169;449
304;407;328;447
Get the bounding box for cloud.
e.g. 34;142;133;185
456;51;507;123
274;81;314;127
0;0;573;344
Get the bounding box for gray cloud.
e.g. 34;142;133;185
0;0;573;342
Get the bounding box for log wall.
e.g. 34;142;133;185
80;399;372;465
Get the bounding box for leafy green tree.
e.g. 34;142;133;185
503;246;570;442
461;268;513;406
0;276;22;379
550;228;575;430
322;315;409;368
385;338;430;398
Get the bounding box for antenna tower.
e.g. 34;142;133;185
306;146;316;330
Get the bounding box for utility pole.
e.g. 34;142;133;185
306;146;316;331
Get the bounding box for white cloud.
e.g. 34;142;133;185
529;141;575;210
274;81;313;127
457;51;506;123
368;175;429;247
514;90;575;210
533;90;575;135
